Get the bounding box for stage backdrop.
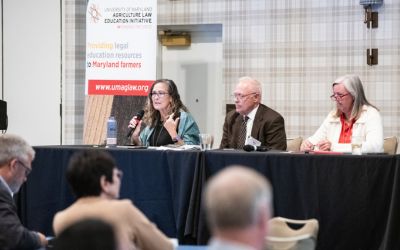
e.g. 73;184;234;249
83;0;156;145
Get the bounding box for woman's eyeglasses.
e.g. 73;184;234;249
150;91;169;98
330;93;350;101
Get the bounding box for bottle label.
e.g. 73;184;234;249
106;137;117;145
107;117;117;146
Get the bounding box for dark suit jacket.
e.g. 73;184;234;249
0;179;40;250
220;104;287;150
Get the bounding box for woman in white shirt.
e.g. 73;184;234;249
300;74;383;153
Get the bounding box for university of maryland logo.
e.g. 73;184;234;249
88;3;102;23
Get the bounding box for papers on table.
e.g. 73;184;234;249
150;144;201;151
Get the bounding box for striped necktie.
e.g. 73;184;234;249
237;116;249;149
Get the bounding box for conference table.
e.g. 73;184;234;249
16;146;400;250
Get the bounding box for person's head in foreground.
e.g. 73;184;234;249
0;134;48;249
54;150;173;250
53;218;117;250
66;149;122;199
204;165;272;250
0;133;35;194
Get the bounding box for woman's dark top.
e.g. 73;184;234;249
149;120;175;146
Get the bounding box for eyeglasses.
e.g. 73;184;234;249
115;169;123;179
330;93;350;101
17;160;32;177
232;92;258;101
150;91;169;98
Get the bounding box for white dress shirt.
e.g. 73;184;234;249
245;105;259;139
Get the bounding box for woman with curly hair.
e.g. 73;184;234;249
129;79;200;146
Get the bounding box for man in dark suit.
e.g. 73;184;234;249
220;76;287;150
0;134;47;250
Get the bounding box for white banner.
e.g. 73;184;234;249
85;0;157;96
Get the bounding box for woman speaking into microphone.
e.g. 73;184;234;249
128;79;200;146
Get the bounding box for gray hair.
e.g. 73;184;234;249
333;74;378;120
0;134;35;166
238;76;262;97
204;166;272;230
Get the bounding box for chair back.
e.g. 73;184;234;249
286;137;303;152
383;136;398;155
266;217;319;250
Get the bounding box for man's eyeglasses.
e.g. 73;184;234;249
330;93;350;101
150;91;169;98
232;92;258;101
17;160;32;177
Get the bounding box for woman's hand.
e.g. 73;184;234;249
164;113;180;139
316;139;331;151
300;139;314;151
128;116;142;145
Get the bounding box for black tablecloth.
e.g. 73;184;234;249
17;146;201;241
16;147;400;250
192;151;400;250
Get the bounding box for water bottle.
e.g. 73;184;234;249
106;116;117;146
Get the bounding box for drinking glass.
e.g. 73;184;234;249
199;134;213;150
351;135;363;155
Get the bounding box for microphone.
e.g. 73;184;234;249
243;144;270;152
126;110;145;138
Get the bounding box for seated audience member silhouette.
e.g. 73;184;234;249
53;218;117;250
0;134;47;249
204;165;273;250
52;150;173;250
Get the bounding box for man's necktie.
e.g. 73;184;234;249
237;116;249;149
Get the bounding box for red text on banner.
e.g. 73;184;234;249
88;79;153;96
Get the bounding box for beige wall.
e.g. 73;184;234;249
2;0;61;145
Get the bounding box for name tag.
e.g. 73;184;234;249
245;136;261;147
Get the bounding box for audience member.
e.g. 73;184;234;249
53;218;117;250
129;79;200;146
220;76;287;150
0;134;47;250
52;150;173;250
204;165;273;250
300;74;383;153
